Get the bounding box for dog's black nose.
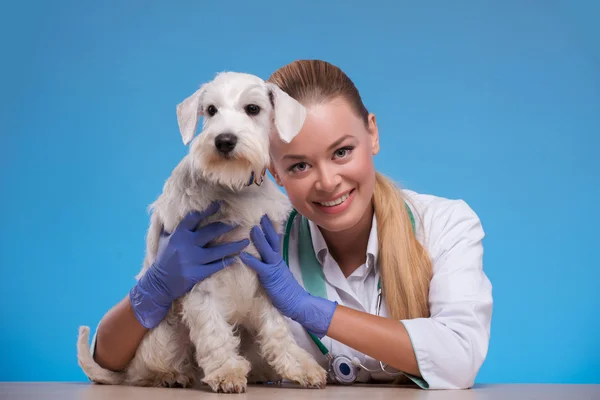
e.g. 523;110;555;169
214;133;237;154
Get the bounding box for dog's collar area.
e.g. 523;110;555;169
247;168;267;186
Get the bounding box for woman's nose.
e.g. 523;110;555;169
315;167;342;192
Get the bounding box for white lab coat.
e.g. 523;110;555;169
283;189;493;389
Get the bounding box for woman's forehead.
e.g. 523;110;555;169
271;99;364;159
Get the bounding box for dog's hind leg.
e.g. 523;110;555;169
126;305;198;388
248;291;328;388
182;291;251;393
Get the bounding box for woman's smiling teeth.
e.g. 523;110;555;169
317;191;351;207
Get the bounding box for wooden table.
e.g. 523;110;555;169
0;382;598;400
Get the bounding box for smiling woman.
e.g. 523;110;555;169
237;59;494;389
266;61;432;314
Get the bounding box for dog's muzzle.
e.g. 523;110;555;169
213;132;265;187
215;133;237;155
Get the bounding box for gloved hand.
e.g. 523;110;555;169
130;201;249;329
239;214;337;338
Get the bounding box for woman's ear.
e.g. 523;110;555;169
368;113;380;155
268;162;283;186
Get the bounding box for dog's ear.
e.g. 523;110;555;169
176;85;206;145
266;82;306;144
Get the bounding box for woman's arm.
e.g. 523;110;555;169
318;201;492;389
326;305;421;376
93;295;149;371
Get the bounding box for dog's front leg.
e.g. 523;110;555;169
182;288;251;393
249;291;328;388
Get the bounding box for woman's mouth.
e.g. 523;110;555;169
313;189;356;214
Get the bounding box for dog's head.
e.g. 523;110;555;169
175;71;306;191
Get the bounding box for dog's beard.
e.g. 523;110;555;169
190;133;269;192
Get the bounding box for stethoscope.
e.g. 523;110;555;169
281;206;415;385
325;279;405;384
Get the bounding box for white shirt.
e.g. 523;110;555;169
283;189;493;390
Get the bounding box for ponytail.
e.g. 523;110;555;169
373;172;432;321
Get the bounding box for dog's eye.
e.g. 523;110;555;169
207;105;218;116
245;104;260;116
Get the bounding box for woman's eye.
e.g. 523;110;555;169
334;146;354;158
290;162;308;172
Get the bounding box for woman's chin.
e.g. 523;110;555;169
309;208;364;234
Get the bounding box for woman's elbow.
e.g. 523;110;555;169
426;324;490;389
431;350;484;389
447;336;489;389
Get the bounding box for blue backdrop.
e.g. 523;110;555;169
1;0;598;385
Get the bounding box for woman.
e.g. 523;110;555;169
91;60;493;390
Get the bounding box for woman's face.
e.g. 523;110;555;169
269;97;380;234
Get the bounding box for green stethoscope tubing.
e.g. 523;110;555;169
281;203;416;358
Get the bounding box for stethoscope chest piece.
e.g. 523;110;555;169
328;354;358;385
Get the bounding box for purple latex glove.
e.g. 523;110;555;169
130;201;249;329
239;214;337;338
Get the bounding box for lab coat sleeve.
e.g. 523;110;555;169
400;200;493;389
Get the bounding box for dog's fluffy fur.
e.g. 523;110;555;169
77;72;327;393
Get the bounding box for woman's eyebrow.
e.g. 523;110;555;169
281;135;354;161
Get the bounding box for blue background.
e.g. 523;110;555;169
1;0;598;385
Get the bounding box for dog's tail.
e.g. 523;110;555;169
77;326;125;385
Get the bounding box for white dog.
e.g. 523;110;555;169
77;71;327;393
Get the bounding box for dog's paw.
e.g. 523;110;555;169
281;357;328;389
202;360;251;393
161;374;195;389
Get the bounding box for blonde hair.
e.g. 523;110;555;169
268;60;432;321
